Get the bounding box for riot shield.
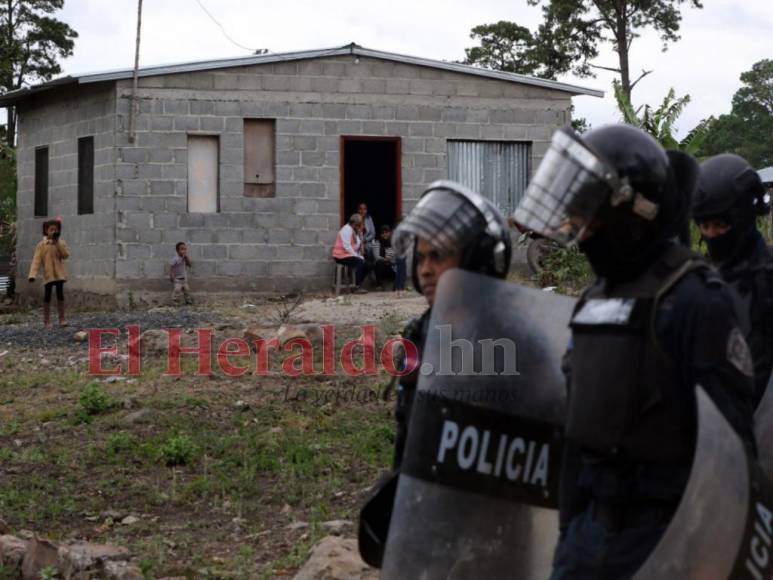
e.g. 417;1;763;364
635;387;773;580
755;372;773;480
381;268;576;580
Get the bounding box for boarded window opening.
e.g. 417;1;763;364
78;136;94;215
34;146;49;218
447;140;531;215
244;119;275;198
187;135;219;213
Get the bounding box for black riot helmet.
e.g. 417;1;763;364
392;180;512;292
692;153;767;264
514;125;698;279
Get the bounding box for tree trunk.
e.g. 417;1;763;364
616;7;631;99
5;107;15;148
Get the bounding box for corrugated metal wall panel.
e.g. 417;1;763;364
448;141;531;214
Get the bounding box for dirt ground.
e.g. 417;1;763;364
0;290;427;578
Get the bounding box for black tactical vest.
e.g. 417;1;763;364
566;244;708;464
722;245;773;406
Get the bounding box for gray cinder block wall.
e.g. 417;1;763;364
11;50;585;304
16;85;116;305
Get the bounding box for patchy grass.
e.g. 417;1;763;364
0;312;401;577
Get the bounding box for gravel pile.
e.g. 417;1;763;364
0;308;221;349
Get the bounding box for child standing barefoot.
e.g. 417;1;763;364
27;219;70;327
170;242;193;305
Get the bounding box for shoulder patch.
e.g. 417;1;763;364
572;298;636;325
727;327;754;378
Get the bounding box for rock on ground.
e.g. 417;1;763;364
0;534;28;567
0;534;141;579
293;536;377;580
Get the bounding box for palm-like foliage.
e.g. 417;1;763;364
612;79;712;155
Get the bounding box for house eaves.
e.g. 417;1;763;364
0;42;604;106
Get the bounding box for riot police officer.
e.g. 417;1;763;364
692;153;773;407
358;179;512;567
514;125;757;579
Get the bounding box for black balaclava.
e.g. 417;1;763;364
694;153;766;267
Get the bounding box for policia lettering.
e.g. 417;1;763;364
402;395;562;508
746;501;773;580
733;462;773;580
436;420;550;488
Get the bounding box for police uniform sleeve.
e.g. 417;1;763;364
668;275;757;455
392;310;430;470
556;343;591;533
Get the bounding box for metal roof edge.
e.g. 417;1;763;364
352;46;604;97
77;45;352;84
0;42;604;105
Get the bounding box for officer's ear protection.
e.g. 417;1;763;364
463;231;509;278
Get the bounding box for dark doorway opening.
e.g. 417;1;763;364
341;137;401;230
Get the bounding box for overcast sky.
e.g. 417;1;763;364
50;0;773;137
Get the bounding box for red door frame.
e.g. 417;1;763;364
339;136;402;226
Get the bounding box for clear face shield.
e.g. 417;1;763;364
513;128;643;245
392;187;483;259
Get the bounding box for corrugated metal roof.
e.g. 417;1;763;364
759;167;773;184
0;42;603;105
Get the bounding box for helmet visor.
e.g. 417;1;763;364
392;188;483;258
513;128;615;244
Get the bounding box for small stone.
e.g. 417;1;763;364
286;521;309;531
234;400;249;411
60;542;130;571
276;325;309;346
122;397;139;410
293;536;378;580
321;520;352;534
120;515;139;526
140;329;169;354
104;376;126;384
73;331;88;342
122;409;151;426
104;561;144;579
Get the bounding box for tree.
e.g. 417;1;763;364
463;21;594;128
0;1;78;147
463;20;595;80
612;80;712;154
699;59;773;168
466;1;702;100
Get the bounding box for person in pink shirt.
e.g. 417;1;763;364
332;213;370;293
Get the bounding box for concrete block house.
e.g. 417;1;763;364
0;43;601;305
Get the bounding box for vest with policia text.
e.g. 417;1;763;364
566;244;710;463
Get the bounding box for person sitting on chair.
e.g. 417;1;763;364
332;213;369;294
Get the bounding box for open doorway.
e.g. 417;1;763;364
341;137;401;230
